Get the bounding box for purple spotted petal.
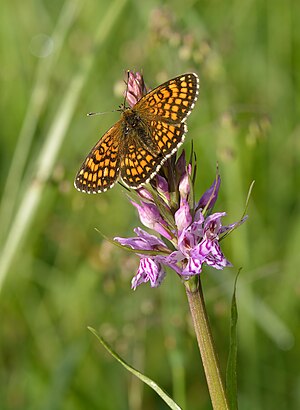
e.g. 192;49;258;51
203;212;226;237
131;258;166;290
191;237;232;270
191;239;212;259
177;219;203;252
182;256;204;276
205;241;232;269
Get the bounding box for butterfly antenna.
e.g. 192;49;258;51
87;110;119;117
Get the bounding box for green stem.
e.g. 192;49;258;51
185;277;229;410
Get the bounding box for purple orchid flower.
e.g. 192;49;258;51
114;151;247;289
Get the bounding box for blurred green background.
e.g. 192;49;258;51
1;0;299;409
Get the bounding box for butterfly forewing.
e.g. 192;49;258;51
75;122;121;193
136;73;199;124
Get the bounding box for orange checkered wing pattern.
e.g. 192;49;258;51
120;121;187;189
74;122;121;193
136;73;199;124
149;120;187;157
120;142;160;189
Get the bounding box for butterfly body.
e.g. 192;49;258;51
75;73;199;193
121;109;161;155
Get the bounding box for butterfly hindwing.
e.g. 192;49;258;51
120;121;186;189
120;141;161;189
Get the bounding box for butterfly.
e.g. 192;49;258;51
74;73;199;193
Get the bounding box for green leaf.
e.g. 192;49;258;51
88;327;182;410
226;271;240;410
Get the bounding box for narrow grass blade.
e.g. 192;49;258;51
88;327;182;410
226;271;240;410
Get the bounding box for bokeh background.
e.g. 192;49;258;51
1;0;300;409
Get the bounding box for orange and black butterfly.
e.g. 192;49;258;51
74;73;199;193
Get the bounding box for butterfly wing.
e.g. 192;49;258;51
74;122;122;193
120;141;161;189
120;121;186;189
149;120;187;158
135;73;199;124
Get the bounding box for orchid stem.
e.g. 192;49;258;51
185;277;229;410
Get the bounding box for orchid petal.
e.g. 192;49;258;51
175;200;192;232
131;258;166;290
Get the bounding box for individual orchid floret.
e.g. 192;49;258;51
114;227;168;252
131;258;166;290
131;201;172;240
